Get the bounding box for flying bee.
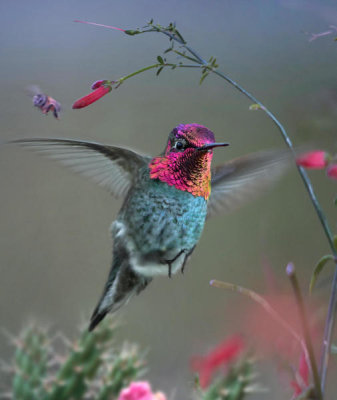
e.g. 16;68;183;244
27;85;61;119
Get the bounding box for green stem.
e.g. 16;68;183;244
286;263;322;400
171;49;200;64
114;63;203;86
117;64;164;83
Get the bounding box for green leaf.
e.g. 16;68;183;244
249;103;262;111
199;72;209;85
309;254;334;293
172;49;199;63
157;55;164;64
334;235;337;251
334;197;337;206
156;66;164;76
174;29;186;43
124;30;141;36
164;47;172;54
331;344;337;354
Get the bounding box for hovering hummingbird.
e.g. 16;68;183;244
11;124;290;331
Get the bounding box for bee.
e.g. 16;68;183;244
27;85;61;119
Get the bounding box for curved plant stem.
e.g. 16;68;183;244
286;263;322;400
210;279;307;354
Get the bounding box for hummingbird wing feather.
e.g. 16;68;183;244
208;149;293;217
10;138;150;197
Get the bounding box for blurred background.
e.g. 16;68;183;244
0;0;337;398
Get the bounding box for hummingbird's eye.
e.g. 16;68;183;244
175;141;184;150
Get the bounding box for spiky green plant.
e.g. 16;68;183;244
2;320;145;400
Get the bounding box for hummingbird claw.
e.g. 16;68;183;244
160;249;186;278
181;246;195;274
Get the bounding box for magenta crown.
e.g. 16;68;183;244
171;124;215;147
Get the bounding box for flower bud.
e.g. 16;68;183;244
296;150;329;169
72;85;111;109
327;164;337;180
91;80;106;90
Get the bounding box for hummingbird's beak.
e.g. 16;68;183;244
197;142;230;151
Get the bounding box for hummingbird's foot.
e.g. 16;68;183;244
181;246;196;274
160;249;186;278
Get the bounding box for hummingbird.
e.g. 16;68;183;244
10;124;290;331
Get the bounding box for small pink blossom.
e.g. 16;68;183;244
72;85;111;109
296;150;329;169
327;164;337;180
118;381;166;400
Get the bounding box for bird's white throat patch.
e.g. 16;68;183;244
111;220;186;278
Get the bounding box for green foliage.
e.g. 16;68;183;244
309;254;334;293
249;104;262;111
333;235;337;251
198;358;257;400
11;326;49;400
124;30;142;36
331;343;337;354
4;320;145;400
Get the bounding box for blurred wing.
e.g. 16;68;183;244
25;85;42;97
10;138;151;198
208;149;293;217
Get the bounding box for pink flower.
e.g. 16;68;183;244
118;381;166;400
190;335;244;388
72;85;111;109
327;164;337;180
296;150;329;169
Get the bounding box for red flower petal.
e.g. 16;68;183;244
327;164;337;180
290;380;302;396
190;335;244;388
296;150;329;169
72;85;111;109
298;352;309;386
91;80;106;90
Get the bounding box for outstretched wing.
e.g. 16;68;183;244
10;138;151;198
208;149;293;217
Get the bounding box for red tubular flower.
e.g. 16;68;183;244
298;352;309;386
290;351;310;398
296;150;329;169
190;335;244;388
72;85;111;109
327;164;337;180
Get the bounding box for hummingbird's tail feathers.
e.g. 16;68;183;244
89;308;108;332
88;260;151;331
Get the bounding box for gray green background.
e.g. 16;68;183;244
1;0;337;398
